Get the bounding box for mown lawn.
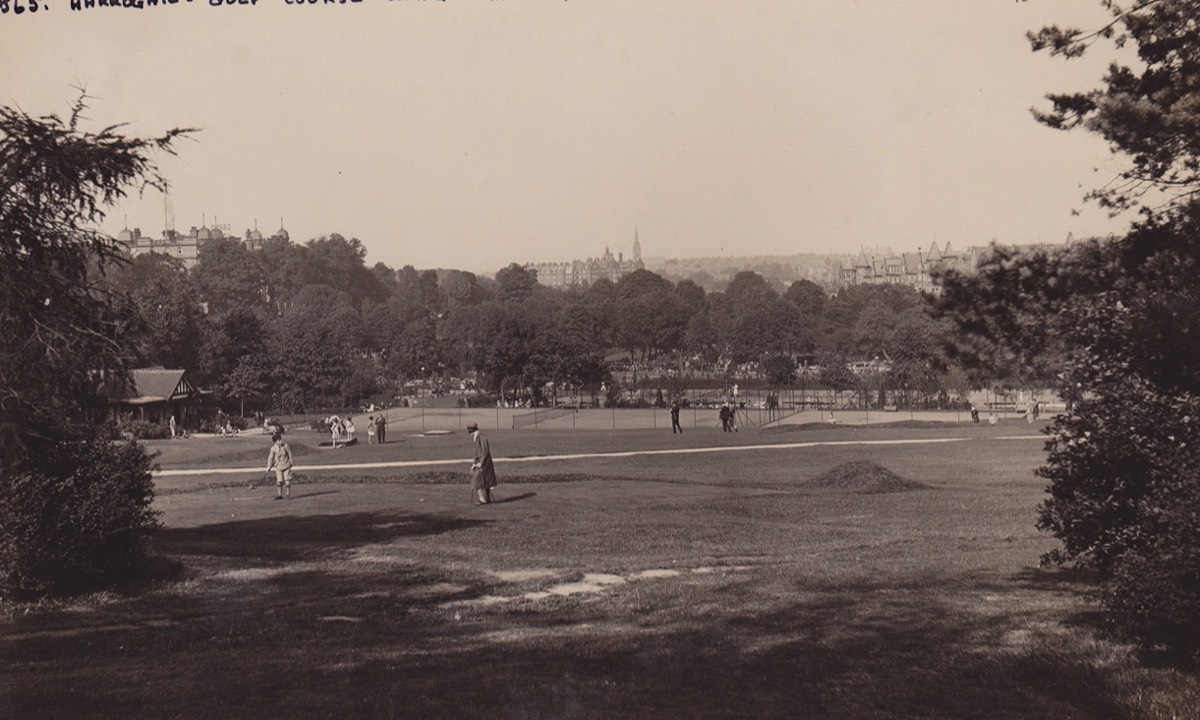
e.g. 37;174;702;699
3;424;1198;719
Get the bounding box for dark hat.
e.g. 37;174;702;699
466;423;479;433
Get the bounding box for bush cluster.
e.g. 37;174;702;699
117;419;173;440
1038;377;1200;652
0;432;161;596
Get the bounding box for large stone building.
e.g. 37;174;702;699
832;241;981;296
119;220;289;269
528;232;645;289
831;237;1084;295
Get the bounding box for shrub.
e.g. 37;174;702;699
463;393;499;408
1038;376;1200;652
0;431;160;596
117;419;172;440
1103;505;1200;654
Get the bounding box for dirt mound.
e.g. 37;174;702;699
810;461;928;494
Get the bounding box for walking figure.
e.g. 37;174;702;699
670;399;683;434
467;423;497;504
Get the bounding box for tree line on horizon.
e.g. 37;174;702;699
106;232;1034;413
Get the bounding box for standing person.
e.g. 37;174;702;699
670;399;683;435
466;423;497;504
970;404;980;424
265;433;294;500
329;415;342;449
344;415;356;444
719;402;731;432
376;413;387;444
168;414;177;439
367;416;377;444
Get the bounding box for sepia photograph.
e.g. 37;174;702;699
3;1;1200;717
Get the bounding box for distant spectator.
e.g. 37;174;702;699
670;399;683;435
344;416;356;444
367;416;377;444
168;415;177;439
376;414;387;444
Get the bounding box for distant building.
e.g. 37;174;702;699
831;236;1078;296
119;219;289;269
832;241;980;296
528;232;646;289
111;367;208;430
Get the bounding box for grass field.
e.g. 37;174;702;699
3;421;1199;719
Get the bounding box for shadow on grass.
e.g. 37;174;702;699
9;571;1180;720
492;492;537;504
153;510;486;563
291;489;341;499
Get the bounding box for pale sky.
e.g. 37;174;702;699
3;0;1131;274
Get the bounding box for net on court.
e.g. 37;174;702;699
512;407;575;429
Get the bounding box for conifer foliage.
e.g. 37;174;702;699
941;0;1200;651
0;94;189;595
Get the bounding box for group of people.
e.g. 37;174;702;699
968;399;1040;425
216;410;239;437
326;415;356;448
666;398;739;433
323;414;390;448
264;418;498;505
366;414;387;444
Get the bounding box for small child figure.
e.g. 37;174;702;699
266;433;294;500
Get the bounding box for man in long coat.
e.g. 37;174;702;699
467;423;497;504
